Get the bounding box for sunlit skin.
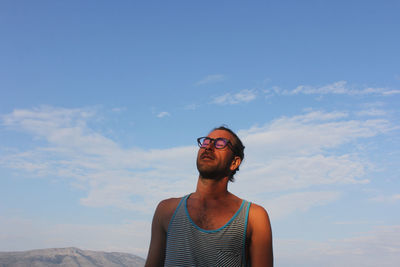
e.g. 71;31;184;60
145;129;273;267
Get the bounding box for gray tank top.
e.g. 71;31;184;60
164;194;251;267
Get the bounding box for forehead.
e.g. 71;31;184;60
207;129;234;141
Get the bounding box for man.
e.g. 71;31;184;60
145;126;273;266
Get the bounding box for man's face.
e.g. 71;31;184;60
196;129;236;180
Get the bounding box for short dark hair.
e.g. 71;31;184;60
212;126;245;182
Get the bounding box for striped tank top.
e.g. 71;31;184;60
164;194;251;267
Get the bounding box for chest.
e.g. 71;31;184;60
165;199;249;267
186;199;242;230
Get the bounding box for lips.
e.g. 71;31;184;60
201;152;215;160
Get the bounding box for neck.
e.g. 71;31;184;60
194;175;230;200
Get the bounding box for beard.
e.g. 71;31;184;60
196;156;231;181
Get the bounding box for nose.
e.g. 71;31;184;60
204;140;215;150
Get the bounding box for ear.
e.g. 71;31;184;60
230;156;241;171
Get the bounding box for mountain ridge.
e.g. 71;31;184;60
0;247;145;267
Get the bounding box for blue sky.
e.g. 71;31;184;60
1;1;400;266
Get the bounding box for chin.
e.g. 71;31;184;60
198;169;229;181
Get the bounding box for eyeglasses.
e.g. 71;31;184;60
197;137;233;150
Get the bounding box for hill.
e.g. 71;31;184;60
0;247;145;267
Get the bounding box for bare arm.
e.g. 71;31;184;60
248;204;273;267
145;201;166;267
145;198;180;267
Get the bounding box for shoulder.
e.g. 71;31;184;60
156;197;182;215
246;202;273;267
247;203;271;235
248;202;269;216
154;197;184;231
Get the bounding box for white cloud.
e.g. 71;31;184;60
238;111;389;159
195;74;225;86
111;107;126;113
183;103;199;110
369;194;400;203
275;225;400;267
356;109;387;116
290;81;349;95
0;107;393;217
234;154;368;196
229;110;390;198
280;81;399;96
382;89;400;95
333;220;382;225
156;111;170;118
1;106;196;214
264;191;341;220
212;89;257;105
361;102;386;108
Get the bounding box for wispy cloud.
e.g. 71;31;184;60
1;106;196;213
264;191;341;219
195;74;225;86
275;225;400;266
0;107;393;217
111;107;126;113
369;194;400;203
334;220;383;225
290;81;349;95
212;89;257;105
356;108;387;117
183;104;199;110
269;81;400;96
156;111;170;118
230;110;391;206
381;89;400;95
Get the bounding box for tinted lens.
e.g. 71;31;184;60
214;138;228;148
200;138;211;147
